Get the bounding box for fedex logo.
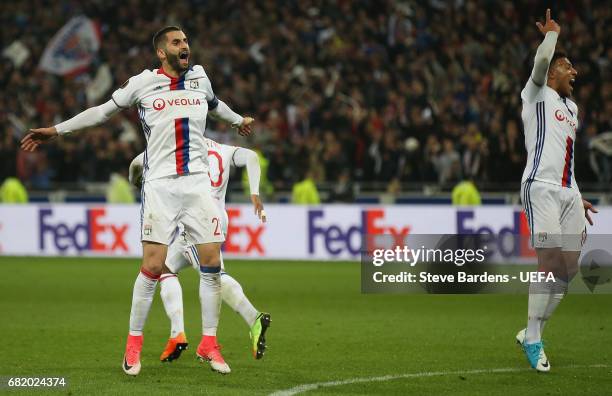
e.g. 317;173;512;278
39;208;128;253
457;210;535;258
224;208;265;254
308;209;410;256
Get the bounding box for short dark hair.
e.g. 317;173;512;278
152;26;182;50
550;51;569;68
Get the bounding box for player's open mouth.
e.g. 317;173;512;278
179;51;189;61
569;77;575;89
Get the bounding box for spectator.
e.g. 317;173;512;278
452;179;482;206
0;177;28;203
328;169;354;203
291;169;320;205
1;1;609;194
434;139;461;185
106;173;135;203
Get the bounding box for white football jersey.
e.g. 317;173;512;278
206;139;239;208
112;65;218;181
521;80;579;188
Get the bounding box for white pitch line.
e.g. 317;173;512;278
269;364;610;396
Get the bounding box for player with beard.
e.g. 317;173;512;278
515;9;597;372
21;26;253;375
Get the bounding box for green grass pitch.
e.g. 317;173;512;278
1;257;611;395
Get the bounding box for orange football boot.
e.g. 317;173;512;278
160;332;189;362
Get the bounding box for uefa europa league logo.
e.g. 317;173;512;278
580;249;612;292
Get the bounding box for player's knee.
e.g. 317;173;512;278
161;263;175;275
195;243;221;267
200;256;221;268
142;243;167;274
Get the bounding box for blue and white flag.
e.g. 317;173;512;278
39;16;101;76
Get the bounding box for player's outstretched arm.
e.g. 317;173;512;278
532;8;561;86
21;100;122;152
208;98;255;137
233;147;265;222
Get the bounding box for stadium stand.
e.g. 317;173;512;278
1;0;610;202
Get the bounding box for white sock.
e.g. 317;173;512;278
128;269;158;336
221;273;259;327
160;274;184;338
540;277;568;334
525;279;551;344
200;268;221;336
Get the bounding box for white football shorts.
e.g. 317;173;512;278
521;180;586;251
140;172;225;246
165;199;228;273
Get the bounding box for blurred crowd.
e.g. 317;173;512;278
1;0;611;196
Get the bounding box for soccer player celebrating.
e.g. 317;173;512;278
128;138;271;362
21;26;254;375
517;9;597;372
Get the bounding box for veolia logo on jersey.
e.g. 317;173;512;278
153;98;165;110
555;109;566;121
153;97;203;111
555;109;577;131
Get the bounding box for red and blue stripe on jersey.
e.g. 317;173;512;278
169;74;186;90
174;118;190;175
157;67;186;90
157;68;190;174
561;136;573;187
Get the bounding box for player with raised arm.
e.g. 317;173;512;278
128;138;271;362
516;9;597;372
21;26;254;375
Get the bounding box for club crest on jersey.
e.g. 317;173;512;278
189;80;199;89
537;232;547;243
